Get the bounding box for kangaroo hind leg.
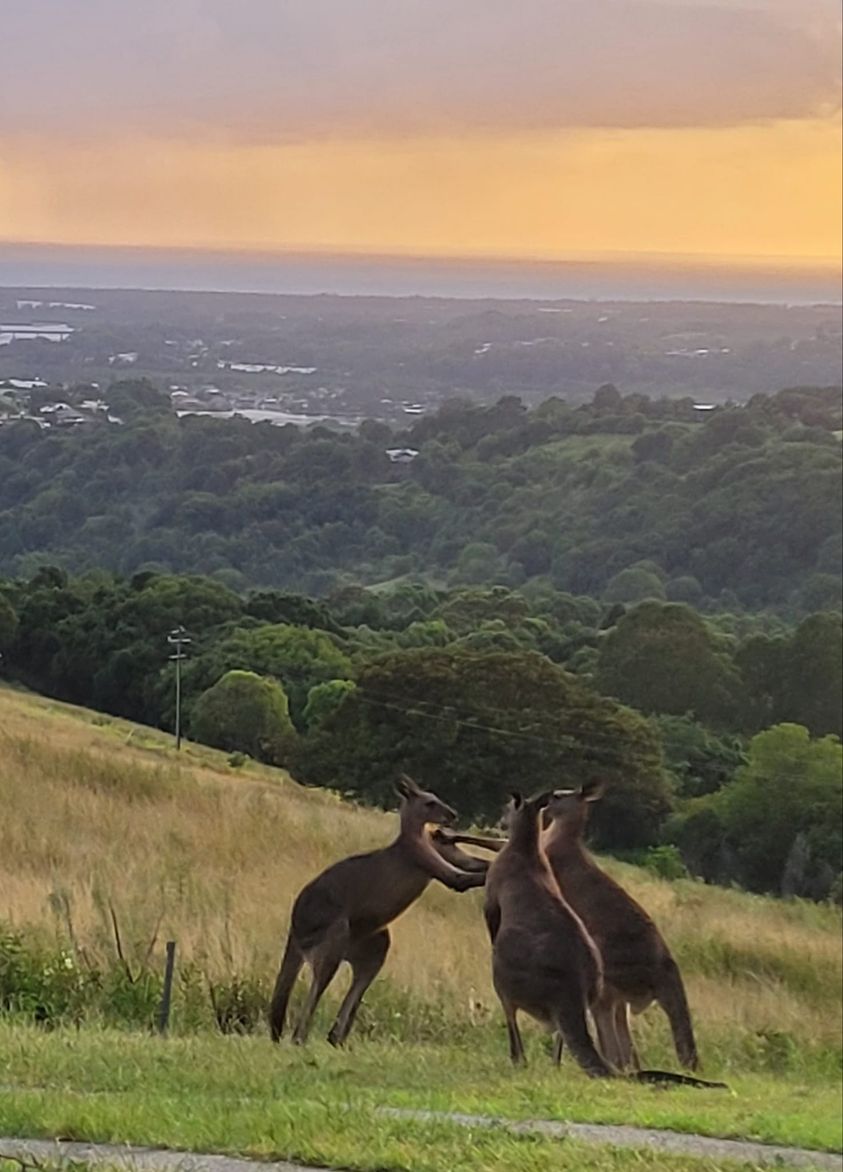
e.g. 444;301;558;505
555;999;615;1079
614;1001;641;1072
292;919;348;1046
592;990;625;1071
327;929;391;1048
501;1000;526;1066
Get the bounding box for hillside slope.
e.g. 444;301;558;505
0;684;840;1062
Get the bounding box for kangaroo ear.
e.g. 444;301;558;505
396;773;422;798
509;791;523;809
580;779;606;803
530;790;555;810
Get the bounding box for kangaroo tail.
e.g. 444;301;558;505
656;958;699;1072
556;1001;615;1079
268;932;303;1042
635;1070;729;1090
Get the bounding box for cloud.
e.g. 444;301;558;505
1;0;840;140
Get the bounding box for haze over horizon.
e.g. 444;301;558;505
1;0;841;295
1;241;840;305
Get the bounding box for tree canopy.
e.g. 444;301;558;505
0;383;839;611
295;647;671;848
191;670;296;764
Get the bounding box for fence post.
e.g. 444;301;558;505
157;940;177;1035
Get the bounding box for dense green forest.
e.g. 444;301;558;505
1;378;840;899
0;380;840;612
1;567;840;901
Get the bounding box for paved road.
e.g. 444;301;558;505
1;1117;841;1172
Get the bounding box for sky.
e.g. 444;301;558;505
0;0;841;268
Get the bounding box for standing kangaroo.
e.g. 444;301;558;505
483;789;616;1077
541;781;699;1072
447;780;699;1072
483;791;724;1088
268;775;487;1047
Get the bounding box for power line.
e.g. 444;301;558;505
354;689;652;763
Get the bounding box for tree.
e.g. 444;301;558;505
596;602;746;729
653;714;745;798
593;384;623;414
191;670;296;764
186;623;353;727
716;724;842;899
434;587;530;634
664;576;704;605
737;613;843;737
603;568;665;605
632;430;674;465
302;679;356;731
0;593;18;654
295;648;671;849
106;378;171;419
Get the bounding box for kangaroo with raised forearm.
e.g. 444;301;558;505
268;774;487;1047
481;791;724;1087
542;781;699;1072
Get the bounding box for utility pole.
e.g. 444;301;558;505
167;626;191;750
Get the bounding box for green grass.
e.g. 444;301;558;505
0;1024;839;1171
1;685;841;1170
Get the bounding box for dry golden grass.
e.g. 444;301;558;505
1;683;840;1052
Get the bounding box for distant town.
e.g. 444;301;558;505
1;286;840;433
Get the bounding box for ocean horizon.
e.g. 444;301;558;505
0;242;840;306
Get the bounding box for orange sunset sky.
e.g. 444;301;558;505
0;0;841;268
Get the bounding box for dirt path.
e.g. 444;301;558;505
1;1120;841;1172
0;1139;322;1172
380;1108;843;1169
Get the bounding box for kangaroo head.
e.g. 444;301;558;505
544;778;606;833
395;773;458;830
502;789;555;836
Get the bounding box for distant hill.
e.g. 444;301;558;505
0;382;840;610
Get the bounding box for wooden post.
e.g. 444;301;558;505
157;940;176;1035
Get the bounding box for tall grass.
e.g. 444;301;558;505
0;685;840;1070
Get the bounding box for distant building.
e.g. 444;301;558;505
0;323;74;344
386;447;420;464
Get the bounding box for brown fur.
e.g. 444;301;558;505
446;801;722;1088
542;781;699;1072
268;775;487;1047
483;791;615;1077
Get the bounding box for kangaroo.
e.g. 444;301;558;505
478;792;724;1088
541;781;699;1072
484;789;614;1077
268;774;487;1047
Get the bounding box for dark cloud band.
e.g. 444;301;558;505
3;0;840;137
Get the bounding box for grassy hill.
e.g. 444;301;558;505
1;683;839;1068
1;683;842;1168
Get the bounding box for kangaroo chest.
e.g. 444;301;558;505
349;867;431;936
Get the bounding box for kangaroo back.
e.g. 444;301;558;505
544;784;700;1071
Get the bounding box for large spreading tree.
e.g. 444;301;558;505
295;647;671;848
